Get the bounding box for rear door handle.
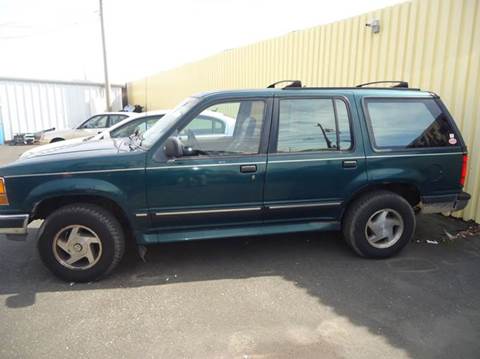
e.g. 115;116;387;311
342;160;357;168
240;164;257;173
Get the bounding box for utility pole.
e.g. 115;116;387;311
99;0;112;111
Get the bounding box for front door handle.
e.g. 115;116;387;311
240;164;257;173
342;160;357;168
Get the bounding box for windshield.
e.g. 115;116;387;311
141;97;200;148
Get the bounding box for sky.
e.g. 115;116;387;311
0;0;406;84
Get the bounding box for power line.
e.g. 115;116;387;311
0;15;97;40
99;0;112;111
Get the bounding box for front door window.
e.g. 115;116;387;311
176;100;265;157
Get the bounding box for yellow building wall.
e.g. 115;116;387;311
128;0;480;222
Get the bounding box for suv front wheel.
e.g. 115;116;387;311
38;204;125;282
342;190;416;258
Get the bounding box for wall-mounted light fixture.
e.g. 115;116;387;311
365;19;380;34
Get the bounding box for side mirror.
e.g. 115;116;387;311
163;136;183;159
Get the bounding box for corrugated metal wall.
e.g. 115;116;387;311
127;0;480;222
0;78;123;141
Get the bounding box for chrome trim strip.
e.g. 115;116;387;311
366;152;463;159
0;228;26;234
268;152;462;164
4;167;144;179
268;157;363;164
0;214;28;220
5;152;464;178
4;152;463;178
155;206;262;216
148;162;265;170
135;213;148;217
267;202;342;210
0;214;29;234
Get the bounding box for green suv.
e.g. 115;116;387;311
0;81;470;282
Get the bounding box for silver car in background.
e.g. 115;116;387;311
21;110;169;159
39;112;140;144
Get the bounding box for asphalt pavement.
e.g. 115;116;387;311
0;145;479;359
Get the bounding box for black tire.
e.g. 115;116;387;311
50;138;65;143
342;190;415;258
38;203;125;282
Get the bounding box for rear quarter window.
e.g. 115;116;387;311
364;98;460;149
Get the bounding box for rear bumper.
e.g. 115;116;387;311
420;191;471;214
0;214;29;239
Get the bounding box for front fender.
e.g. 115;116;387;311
26;178;131;218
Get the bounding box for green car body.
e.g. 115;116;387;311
0;85;471;280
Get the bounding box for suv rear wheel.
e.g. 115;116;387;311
342;190;415;258
38;204;125;282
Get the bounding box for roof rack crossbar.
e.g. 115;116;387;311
356;80;409;88
267;80;302;89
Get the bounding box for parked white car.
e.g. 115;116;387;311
22;109;236;159
21;110;169;159
179;110;235;138
38;112;139;145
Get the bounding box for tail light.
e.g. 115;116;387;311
460;154;468;186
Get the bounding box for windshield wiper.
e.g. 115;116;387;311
131;131;143;146
316;123;334;149
127;135;146;151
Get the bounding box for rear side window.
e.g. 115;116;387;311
79;115;108;129
365;98;459;149
109;115;128;126
276;98;352;153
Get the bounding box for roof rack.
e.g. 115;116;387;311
264;80;419;91
356;80;409;88
267;80;302;89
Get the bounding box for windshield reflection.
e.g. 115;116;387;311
141;97;200;148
